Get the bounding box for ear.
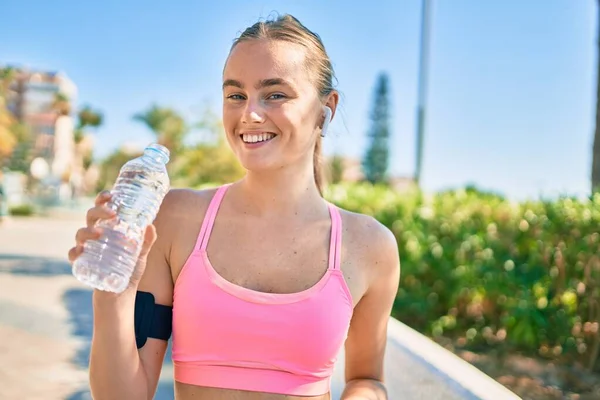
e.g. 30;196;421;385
320;91;339;138
320;106;332;138
325;91;339;120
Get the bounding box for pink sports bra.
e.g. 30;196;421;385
171;184;353;396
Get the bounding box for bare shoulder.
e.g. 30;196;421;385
153;187;218;229
338;208;401;286
151;187;220;259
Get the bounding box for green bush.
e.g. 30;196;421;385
8;203;34;216
325;183;600;369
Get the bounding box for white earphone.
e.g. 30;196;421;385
320;106;332;138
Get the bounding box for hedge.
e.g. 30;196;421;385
326;183;600;369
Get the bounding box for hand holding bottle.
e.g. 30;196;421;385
70;143;170;293
68;190;158;291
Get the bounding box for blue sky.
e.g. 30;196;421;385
0;0;597;200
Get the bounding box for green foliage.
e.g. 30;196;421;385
133;104;188;161
75;105;103;145
95;149;143;192
77;105;103;129
0;68;18;164
362;72;391;184
171;137;245;188
5;123;33;173
98;103;245;192
9;203;34;216
327;154;345;184
98;139;245;192
326;183;600;369
52;92;71;115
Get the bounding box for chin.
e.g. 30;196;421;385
239;159;280;173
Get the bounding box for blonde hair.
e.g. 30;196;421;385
230;14;336;195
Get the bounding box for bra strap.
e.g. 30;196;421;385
327;204;343;271
197;185;230;251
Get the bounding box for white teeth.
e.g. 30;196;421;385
242;133;275;143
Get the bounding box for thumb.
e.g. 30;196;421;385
139;224;157;259
129;225;158;289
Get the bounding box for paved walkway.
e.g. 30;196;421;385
0;215;470;400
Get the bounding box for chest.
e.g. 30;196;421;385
210;216;331;291
170;212;366;307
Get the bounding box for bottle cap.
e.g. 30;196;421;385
145;143;170;164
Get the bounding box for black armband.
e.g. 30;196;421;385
134;291;173;349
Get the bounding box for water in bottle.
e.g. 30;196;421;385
72;143;170;293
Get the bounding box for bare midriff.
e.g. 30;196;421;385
175;382;331;400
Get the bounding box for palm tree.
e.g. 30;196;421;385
593;0;600;193
52;92;71;116
73;106;103;195
76;105;103;144
133;104;188;162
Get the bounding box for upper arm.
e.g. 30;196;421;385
344;216;400;383
135;188;214;396
136;190;179;395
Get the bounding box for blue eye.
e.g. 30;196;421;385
227;94;245;100
268;93;286;100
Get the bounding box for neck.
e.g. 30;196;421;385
232;162;325;217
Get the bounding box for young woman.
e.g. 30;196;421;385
69;14;400;400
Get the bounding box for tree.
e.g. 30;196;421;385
362;72;392;184
328;154;345;184
73;105;103;195
133;105;188;163
0;67;32;171
0;101;16;162
96;148;143;192
75;105;103;164
171;108;245;187
0;68;17;164
76;105;103;142
52;92;71;116
593;0;600;193
3;122;32;173
173;139;245;188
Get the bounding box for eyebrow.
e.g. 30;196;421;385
222;78;290;90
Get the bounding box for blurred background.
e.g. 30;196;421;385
1;1;600;399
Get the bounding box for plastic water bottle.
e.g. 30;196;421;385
72;143;171;293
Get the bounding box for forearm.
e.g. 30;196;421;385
340;378;388;400
89;289;149;400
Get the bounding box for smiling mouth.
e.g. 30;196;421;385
240;133;277;144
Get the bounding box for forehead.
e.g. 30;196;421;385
224;40;311;87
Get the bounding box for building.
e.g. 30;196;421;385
5;67;77;174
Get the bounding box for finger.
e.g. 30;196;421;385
75;227;103;246
68;245;83;263
86;205;116;227
94;190;112;207
139;224;157;258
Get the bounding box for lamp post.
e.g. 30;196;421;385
415;0;432;186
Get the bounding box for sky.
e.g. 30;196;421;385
0;0;597;200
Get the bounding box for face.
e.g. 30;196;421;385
222;39;329;172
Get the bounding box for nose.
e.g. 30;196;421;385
242;98;265;125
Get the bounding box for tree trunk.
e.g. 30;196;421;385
592;0;600;193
